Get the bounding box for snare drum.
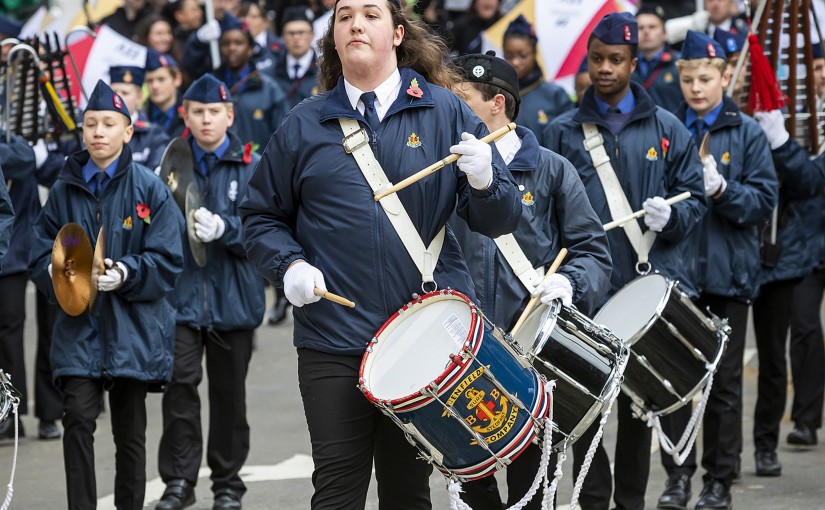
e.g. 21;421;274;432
513;303;628;451
593;274;729;417
0;369;21;426
359;290;551;481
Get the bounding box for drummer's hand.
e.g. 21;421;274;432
98;258;128;292
48;263;53;278
702;155;726;197
532;273;573;307
450;132;493;190
193;207;226;243
754;110;790;150
643;196;671;232
283;260;325;307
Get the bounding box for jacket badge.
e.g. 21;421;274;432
123;216;133;230
136;203;152;225
406;132;422;148
253;108;264;120
229;180;239;201
537;109;548;125
721;151;731;165
521;191;535;206
407;78;423;100
646;147;658;161
664;72;674;83
661;137;670;158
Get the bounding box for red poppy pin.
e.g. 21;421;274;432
136;203;152;224
177;105;185;118
661;137;670;158
661;52;672;63
407;78;423;99
243;142;253;164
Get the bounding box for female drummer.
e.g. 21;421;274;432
239;1;521;508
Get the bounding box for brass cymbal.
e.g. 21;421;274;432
51;223;93;316
89;226;106;314
185;183;207;268
158;137;194;213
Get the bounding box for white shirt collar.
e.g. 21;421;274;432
494;129;522;165
344;68;402;121
254;31;267;49
286;51;314;79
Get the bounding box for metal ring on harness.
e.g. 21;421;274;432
635;261;652;275
421;279;438;294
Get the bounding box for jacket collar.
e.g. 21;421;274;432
676;95;742;131
573;81;658;128
61;144;134;191
506;125;540;173
319;67;436;123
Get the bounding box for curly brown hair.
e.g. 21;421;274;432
317;0;463;91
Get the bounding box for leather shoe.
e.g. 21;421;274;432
657;473;692;509
213;489;242;510
695;479;731;510
156;479;195;510
38;420;61;440
755;450;782;476
0;417;25;439
787;422;817;446
267;297;290;325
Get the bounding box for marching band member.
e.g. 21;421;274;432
656;31;778;510
450;51;612;510
240;0;521;507
155;74;265;510
541;12;706;510
28;80;184;510
144;49;187;138
633;4;683;113
0;170;11;260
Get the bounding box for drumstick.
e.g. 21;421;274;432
602;191;692;232
373;122;517;201
509;248;568;338
314;287;356;308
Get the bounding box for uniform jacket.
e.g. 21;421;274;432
676;97;777;300
252;31;283;79
0;168;13;261
632;48;683;114
273;50;320;110
130;119;172;171
451;126;612;328
515;68;575;138
145;99;187;139
175;132;265;330
29;145;184;385
541;83;707;301
240;67;522;355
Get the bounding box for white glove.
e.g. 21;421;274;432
196;19;221;43
450;132;493;190
98;258;128;292
643;196;672;232
532;273;573;307
702;155;726;197
193;207;226;243
33;139;48;169
283;261;326;307
48;263;53;278
754;110;790;150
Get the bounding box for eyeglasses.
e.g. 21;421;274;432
283;30;311;37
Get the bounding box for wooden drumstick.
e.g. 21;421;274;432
509;248;568;337
602;191;692;232
314;287;356;308
373;122;517;201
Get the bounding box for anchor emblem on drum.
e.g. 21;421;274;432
465;387;509;433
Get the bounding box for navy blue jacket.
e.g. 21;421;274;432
130;119;172;171
515;69;575;138
451;126;612;327
240;68;522;355
632;49;683;114
541;83;707;300
252;32;284;79
273;51;320;110
677;98;778;300
29;145;184;385
0;168;13;261
176;133;265;330
145;99;187;139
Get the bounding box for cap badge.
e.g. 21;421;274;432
472;65;485;78
113;93;122;110
624;25;632;42
707;43;717;57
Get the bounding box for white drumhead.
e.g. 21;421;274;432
594;274;669;344
366;295;472;400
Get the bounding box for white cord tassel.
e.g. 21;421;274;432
447;480;473;510
0;402;20;510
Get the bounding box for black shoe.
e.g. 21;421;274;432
658;473;692;509
267;299;290;325
37;420;61;440
787;423;818;446
695;479;731;510
755;450;782;476
156;479;195;510
212;489;242;510
0;417;25;439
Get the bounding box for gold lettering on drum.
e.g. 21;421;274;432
443;366;485;416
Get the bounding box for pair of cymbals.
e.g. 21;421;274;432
51;223;106;316
159;138;207;267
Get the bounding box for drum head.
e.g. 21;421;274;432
594;274;669;344
365;294;472;401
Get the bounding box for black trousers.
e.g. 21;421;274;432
659;294;749;484
62;377;147;510
0;272;28;415
297;347;432;510
35;288;62;421
789;268;825;429
158;325;253;494
753;278;800;452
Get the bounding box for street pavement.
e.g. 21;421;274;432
1;284;824;509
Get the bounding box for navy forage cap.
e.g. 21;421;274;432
505;15;537;42
591;12;637;45
110;66;145;87
0;15;22;38
712;28;745;55
145;49;178;72
220;12;246;33
281;6;313;25
183;74;232;103
86;80;131;123
635;4;666;22
335;0;401;5
454;51;522;117
681;30;727;61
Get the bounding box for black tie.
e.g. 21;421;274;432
292;63;301;80
94;172;108;199
360;91;380;133
203;153;218;175
607;107;622;115
693;120;706;143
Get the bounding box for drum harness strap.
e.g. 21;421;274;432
339;119;445;291
493;235;546;292
581;123;656;275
